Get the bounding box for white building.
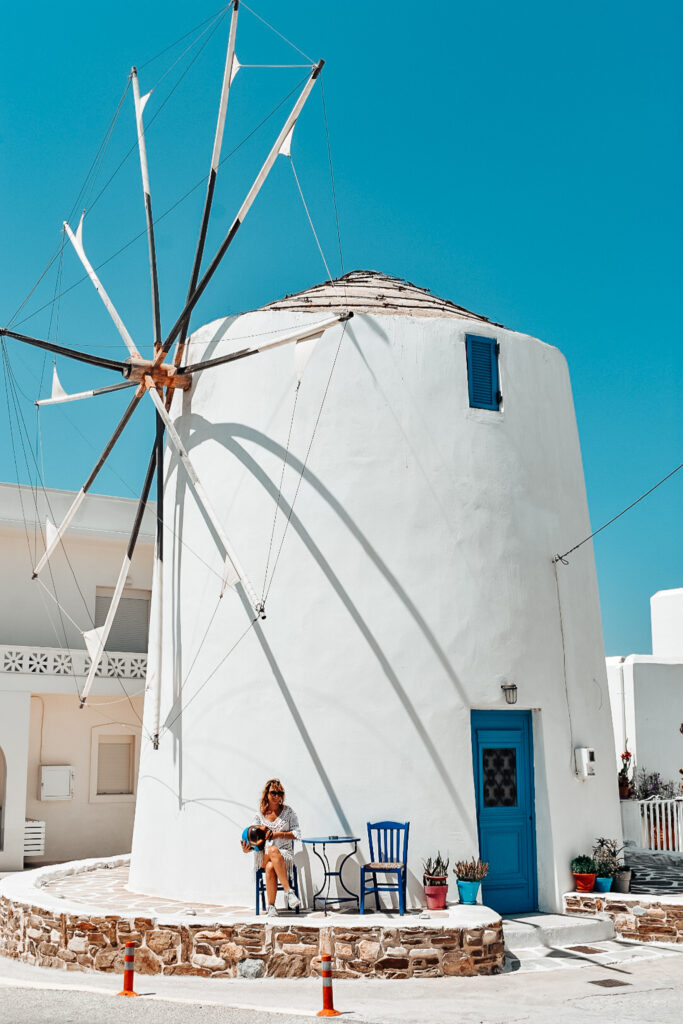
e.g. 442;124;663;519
0;483;153;871
129;270;621;914
607;588;683;786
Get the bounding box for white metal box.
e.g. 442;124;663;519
574;747;596;778
40;765;74;800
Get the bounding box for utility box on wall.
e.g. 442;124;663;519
40;765;74;801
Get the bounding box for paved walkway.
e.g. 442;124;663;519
42;864;248;917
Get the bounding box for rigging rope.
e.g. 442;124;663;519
263;320;349;604
13;75;310;331
289;158;333;281
261;383;300;603
1;340;151;735
240;1;313;62
86;13;226;221
138;3;232;70
320;78;345;281
161;614;258;735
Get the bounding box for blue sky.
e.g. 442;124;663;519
1;0;681;655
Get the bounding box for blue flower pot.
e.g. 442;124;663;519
457;880;481;904
594;877;613;893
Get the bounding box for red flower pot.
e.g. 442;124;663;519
424;879;448;909
573;872;596;893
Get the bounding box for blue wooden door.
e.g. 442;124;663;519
471;710;537;914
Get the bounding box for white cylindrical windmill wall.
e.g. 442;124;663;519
129;291;620;911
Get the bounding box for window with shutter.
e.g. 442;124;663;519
466;334;500;411
89;726;139;803
95;587;151;652
96;738;134;795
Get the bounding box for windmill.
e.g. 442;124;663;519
0;0;350;745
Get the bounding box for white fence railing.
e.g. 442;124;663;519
0;643;147;681
621;799;683;853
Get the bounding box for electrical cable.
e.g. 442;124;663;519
554;460;683;564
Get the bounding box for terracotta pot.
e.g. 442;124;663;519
573;872;596;892
618;778;630;799
424;877;448;910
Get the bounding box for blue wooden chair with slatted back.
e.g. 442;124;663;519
360;821;410;914
255;863;300;915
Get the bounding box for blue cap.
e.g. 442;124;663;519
242;826;251;846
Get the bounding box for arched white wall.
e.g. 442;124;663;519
130;310;620;911
0;691;30;870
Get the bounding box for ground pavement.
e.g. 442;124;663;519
0;933;682;1024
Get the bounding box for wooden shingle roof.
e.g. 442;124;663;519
261;270;503;326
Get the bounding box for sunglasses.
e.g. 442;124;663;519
269;789;284;796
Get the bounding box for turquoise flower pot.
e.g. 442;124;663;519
594;877;613;893
457;880;481;904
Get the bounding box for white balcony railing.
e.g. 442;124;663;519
622;798;683;853
0;643;147;681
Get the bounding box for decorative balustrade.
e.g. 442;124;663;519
621;798;683;853
0;644;147;681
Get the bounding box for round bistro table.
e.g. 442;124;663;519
302;836;360;914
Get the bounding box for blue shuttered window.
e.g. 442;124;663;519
466;334;500;411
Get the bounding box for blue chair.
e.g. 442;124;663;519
360;821;409;914
255;863;300;915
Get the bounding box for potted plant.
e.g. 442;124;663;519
593;837;625;893
618;748;632;799
612;861;633;894
570;855;596;892
454;858;488;904
423;852;450;910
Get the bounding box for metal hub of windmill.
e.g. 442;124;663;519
0;1;351;743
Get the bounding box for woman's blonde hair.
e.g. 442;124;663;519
260;778;285;814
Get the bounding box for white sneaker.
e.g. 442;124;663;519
266;905;278;917
286;890;301;910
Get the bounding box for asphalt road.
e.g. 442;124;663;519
0;988;320;1024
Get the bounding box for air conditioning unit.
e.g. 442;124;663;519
40;765;74;801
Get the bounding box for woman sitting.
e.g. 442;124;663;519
242;778;301;916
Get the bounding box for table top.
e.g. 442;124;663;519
301;836;360;845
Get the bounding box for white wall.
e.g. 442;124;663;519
0;484;154;868
651;589;683;658
24;694;143;864
130;309;620;912
0;486;154;650
0;691;30;870
609;657;683;786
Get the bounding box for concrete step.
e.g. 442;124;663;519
502;913;615;951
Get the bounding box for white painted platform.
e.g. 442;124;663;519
502;913;615;952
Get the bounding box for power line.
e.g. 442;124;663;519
554;460;683;564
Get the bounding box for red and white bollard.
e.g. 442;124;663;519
117;940;139;997
316;953;340;1017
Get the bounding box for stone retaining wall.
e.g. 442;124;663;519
0;898;503;978
564;893;683;944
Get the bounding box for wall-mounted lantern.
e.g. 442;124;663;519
500;682;518;705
